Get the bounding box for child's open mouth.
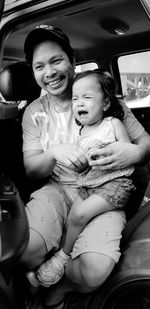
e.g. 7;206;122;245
78;110;88;116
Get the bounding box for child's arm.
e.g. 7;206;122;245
111;117;131;143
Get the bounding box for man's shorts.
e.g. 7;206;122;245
26;179;126;263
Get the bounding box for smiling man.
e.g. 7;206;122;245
21;24;150;308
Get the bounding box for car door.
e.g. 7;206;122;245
0;0;5;72
0;0;4;22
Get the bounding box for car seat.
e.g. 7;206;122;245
0;62;41;309
0;61;40;102
0;61;41;202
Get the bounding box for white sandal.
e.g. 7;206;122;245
37;249;70;288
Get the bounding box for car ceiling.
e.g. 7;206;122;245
2;0;150;65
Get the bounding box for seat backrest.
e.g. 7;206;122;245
0;61;41;103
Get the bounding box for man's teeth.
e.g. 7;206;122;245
48;79;61;86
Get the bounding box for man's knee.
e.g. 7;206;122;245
79;253;115;289
21;229;47;268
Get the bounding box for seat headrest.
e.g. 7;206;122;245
0;61;41;102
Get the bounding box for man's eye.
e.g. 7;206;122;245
35;65;43;70
54;58;62;64
72;97;78;101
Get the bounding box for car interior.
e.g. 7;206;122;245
0;0;150;308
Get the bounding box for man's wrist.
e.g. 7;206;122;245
135;143;147;165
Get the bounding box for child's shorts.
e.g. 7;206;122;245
78;178;134;210
26;179;126;263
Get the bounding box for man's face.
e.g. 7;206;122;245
32;40;74;98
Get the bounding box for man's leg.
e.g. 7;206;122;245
69;210;126;287
21;229;47;269
44;253;115;307
45;210;125;306
21;180;70;270
66;252;115;289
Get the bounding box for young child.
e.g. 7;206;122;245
36;70;135;287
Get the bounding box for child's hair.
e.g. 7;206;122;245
73;69;124;121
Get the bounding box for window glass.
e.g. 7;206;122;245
118;52;150;108
75;62;98;73
4;0;65;11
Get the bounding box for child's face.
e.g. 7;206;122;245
72;75;106;126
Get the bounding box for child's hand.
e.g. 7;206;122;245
86;140;106;162
51;143;88;171
87;147;105;162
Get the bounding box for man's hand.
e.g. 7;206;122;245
88;142;140;170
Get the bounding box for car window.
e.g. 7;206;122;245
4;0;65;11
75;62;98;73
118;51;150;109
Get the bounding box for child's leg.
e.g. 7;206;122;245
63;192;112;255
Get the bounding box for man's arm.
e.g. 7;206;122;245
133;130;150;164
24;143;88;179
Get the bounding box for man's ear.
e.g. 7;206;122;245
103;98;110;111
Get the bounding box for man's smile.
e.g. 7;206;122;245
46;77;64;88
